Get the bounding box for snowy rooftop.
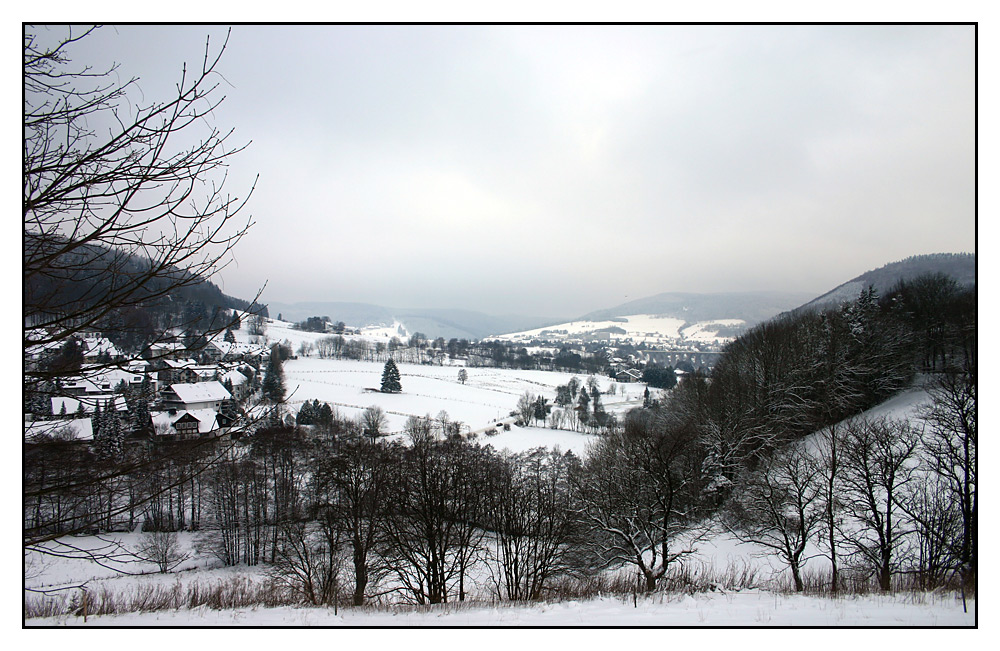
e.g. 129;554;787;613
167;381;231;404
52;395;127;415
220;369;247;385
24;418;94;442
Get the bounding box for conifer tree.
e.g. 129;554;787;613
380;359;402;393
96;399;124;459
296;400;315;425
261;343;286;403
92;400;102;433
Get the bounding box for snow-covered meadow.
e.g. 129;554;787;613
281;357;644;454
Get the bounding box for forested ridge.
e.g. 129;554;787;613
25;234;263;354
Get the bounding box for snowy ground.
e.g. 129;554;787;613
26;589;974;626
23;522;977;628
24;363;976;628
281;356;642;448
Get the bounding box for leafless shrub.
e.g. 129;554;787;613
23;576;298;619
135;531;189;573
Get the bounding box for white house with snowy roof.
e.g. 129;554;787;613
160;381;231;411
205;340;269;363
220;368;250;401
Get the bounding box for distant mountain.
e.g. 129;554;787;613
265;301;556;341
272;255;973;341
391;308;559;341
794;253;976;314
579;291;816;326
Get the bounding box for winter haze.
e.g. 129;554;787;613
57;24;974;319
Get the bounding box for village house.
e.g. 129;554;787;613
156;359;217;385
220;368;251;401
160;381;231;411
203;339;269;363
151;408;233;441
615;368;644;383
58;367;157;397
147;341;188;361
150;381;235;441
80;335;122;362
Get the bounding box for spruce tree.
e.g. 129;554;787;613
261;344;286;403
92;400;102;433
380;359;402;393
297;400;315;425
96;399;124;459
133;376;151;432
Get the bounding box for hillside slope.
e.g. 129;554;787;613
580;291;814;326
795;253;975;313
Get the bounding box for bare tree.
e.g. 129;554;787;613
24;25;259;385
574;410;705;592
136;530;189;573
725;445;825;592
516;391;535;427
23;25;263;557
362;406;388;444
815;422;844;593
838;416;920;591
382;439;486;604
268;520;344;607
899;476;963;589
917;366;976;585
311;439;397;606
484;448;580;601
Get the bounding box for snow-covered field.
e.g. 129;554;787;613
255;318;408;351
282;357;642;450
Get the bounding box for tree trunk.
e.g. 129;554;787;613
352;546;367;606
791;564;804;592
642;569;657;593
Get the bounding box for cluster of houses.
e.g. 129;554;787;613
25;328;271;446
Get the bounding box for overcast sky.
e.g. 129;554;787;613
59;24;975;319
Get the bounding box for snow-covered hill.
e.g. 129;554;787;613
489;313;744;347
